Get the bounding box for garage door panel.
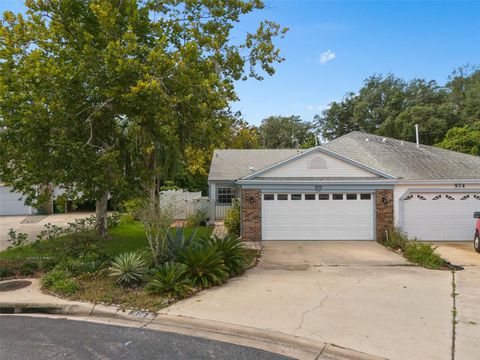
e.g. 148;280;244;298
402;193;480;241
262;194;374;241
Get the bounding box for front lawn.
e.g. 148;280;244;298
0;221;213;261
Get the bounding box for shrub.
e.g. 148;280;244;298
20;261;39;276
176;243;228;288
42;268;79;295
7;229;29;248
224;201;240;236
164;227;198;261
206;235;246;276
0;267;14;279
404;242;446;269
146;262;194;298
384;228;409;251
108;252;147;286
186;208;210;227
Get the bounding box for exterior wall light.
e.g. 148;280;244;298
249;196;255;204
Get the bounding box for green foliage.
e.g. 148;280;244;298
384;229;446;269
20;261;39;276
206;235;247;276
404;242;446;269
163;227;198;262
186;208;210;227
146;262;194;298
259;116;314;148
42;268;79;295
436;122;480;156
224;201;241;236
0;267;14;279
0;0;286;235
315;67;480;145
109;252;147;286
7;229;29;248
176;243;228;288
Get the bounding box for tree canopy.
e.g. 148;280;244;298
0;0;286;234
258;115;315;148
314;66;480;148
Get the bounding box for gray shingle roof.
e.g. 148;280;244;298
208;149;304;181
208;132;480;181
322;131;480;180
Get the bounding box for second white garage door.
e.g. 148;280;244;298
261;193;374;240
402;192;480;241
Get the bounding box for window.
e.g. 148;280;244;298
404;195;413;200
217;187;236;204
291;194;302;200
332;193;343;200
263;194;274;201
277;194;288;200
346;194;357;200
460;195;470;200
475;195;480;200
360;193;371;200
417;195;427;200
318;194;329;200
305;194;316;200
445;195;455;200
432;195;442;200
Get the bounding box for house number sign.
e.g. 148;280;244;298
454;183;465;189
315;185;323;191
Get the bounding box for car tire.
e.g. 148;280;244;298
475;232;480;253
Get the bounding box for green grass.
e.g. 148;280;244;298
0;221;213;261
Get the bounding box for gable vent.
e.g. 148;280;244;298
308;156;328;169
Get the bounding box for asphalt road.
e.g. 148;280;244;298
0;316;292;360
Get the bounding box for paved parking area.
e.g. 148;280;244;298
162;241;460;360
0;213;94;251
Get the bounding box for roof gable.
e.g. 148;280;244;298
242;147;396;180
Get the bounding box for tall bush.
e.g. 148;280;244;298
224;201;240;236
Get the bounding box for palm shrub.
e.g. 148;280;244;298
176;243;228;288
146;262;194;298
164;226;198;261
186;208;210;227
224;201;240;236
205;235;247;276
109;252;147;286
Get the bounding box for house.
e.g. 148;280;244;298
0;183;36;216
208;131;480;242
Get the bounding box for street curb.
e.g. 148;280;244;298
0;301;386;360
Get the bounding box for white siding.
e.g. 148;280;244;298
0;186;33;216
259;152;377;178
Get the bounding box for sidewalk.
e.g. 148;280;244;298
0;278;385;360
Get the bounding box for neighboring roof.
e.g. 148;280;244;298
208;149;303;181
208;131;480;182
322;131;480;180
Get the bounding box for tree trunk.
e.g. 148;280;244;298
95;192;109;238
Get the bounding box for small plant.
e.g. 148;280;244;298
186;208;210;227
7;229;29;248
404;242;446;269
176;243;228;288
164;227;198;261
224;201;240;236
206;235;247;276
20;261;39;276
42;268;79;295
107;213;121;228
0;267;14;279
146;262;194;298
109;252;147;286
383;228;409;252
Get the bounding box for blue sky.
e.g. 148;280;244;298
2;1;479;125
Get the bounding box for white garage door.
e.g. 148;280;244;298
262;193;374;240
402;193;480;241
0;186;32;216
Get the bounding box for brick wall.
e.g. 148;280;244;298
241;189;261;242
375;189;394;242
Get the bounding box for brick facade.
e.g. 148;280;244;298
241;189;261;242
375;189;394;242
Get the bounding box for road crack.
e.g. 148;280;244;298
451;270;457;360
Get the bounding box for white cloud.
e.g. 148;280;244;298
319;50;336;64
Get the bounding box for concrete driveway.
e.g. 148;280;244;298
162;241;463;360
0;213;94;251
